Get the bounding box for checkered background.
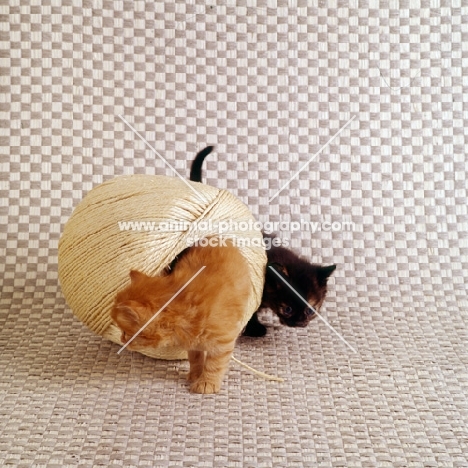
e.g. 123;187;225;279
1;1;468;467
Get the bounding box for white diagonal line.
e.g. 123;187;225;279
269;115;356;202
117;266;206;354
268;266;357;353
118;114;206;202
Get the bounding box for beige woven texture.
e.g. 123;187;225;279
1;1;467;467
58;174;266;359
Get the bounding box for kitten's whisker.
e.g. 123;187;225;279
267;266;357;354
118;115;207;202
268;115;356;202
117;266;206;354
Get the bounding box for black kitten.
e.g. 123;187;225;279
189;146;336;337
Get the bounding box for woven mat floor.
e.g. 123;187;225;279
1;1;467;467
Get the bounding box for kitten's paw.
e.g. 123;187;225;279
190;379;221;394
242;321;267;337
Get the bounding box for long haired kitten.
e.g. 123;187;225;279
111;241;251;394
189;146;336;337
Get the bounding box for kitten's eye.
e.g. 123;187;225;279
283;306;293;317
306;307;316;317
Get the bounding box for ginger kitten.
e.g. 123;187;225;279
111;240;251;394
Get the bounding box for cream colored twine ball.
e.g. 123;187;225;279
58;175;267;360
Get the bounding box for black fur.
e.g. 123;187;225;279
190;146;214;183
189;146;336;337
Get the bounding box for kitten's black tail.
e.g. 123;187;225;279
190;146;214;182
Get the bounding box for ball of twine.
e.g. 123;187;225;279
58;174;267;360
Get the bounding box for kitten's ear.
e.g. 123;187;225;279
317;264;337;285
267;263;289;277
129;270;146;283
111;300;145;329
